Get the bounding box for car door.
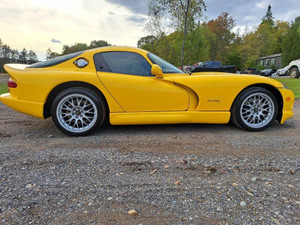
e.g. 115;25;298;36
94;51;189;112
206;61;214;72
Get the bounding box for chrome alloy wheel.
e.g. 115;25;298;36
240;93;275;129
56;94;98;133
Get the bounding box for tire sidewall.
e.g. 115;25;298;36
290;67;299;78
232;88;278;131
51;88;105;136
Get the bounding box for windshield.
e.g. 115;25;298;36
147;53;184;74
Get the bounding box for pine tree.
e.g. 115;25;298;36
262;5;274;26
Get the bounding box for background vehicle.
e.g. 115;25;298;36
272;65;290;77
189;61;237;73
183;65;190;73
239;68;261;75
260;69;276;77
288;59;300;78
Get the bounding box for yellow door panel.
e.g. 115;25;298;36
97;72;189;112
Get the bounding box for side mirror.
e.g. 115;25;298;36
151;64;163;78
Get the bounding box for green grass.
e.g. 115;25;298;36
0;83;8;94
274;78;300;99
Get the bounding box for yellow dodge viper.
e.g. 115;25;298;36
0;46;295;136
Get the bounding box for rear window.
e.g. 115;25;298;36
28;51;84;68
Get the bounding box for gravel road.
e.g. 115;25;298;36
0;75;299;224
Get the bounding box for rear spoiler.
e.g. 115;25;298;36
3;64;30;80
4;64;29;71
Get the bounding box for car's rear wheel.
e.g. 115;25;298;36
231;87;278;131
51;87;106;136
289;67;299;78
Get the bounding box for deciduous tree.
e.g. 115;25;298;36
147;0;206;67
282;17;300;65
207;12;236;62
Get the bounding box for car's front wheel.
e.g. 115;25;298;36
51;88;106;136
231;87;278;131
289;67;299;78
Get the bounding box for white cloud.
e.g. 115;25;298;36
1;0;300;61
0;0;148;60
256;0;270;9
281;9;299;22
51;38;62;44
233;25;256;36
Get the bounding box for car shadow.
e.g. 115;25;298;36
92;123;237;136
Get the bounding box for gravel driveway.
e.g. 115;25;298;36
0;75;299;224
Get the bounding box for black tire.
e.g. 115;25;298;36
284;70;289;76
231;87;278;131
51;87;106;136
289;67;299;78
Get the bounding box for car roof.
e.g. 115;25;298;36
85;46;150;55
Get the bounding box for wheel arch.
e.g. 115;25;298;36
230;83;283;122
44;81;109;119
290;65;299;70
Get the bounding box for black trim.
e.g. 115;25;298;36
28;51;85;68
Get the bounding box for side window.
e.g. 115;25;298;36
270;58;275;66
212;62;220;67
206;62;212;67
93;51;152;76
265;59;270;66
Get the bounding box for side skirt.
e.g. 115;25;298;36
110;111;230;125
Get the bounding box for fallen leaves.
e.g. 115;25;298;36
204;166;217;174
149;169;158;175
128;209;138;215
174;181;181;185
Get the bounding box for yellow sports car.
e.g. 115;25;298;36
0;46;295;136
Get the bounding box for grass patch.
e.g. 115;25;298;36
0;83;8;94
274;78;300;99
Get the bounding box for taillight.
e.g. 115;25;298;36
8;79;17;88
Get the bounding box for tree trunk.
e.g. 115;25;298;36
180;0;190;68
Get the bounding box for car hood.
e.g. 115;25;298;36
166;72;284;89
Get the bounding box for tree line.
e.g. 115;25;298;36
46;40;111;60
0;39;38;73
1;3;299;72
50;3;299;71
139;3;300;70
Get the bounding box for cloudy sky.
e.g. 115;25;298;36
0;0;299;60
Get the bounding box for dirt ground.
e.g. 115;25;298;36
0;103;299;157
0;73;299;157
0;74;299;224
